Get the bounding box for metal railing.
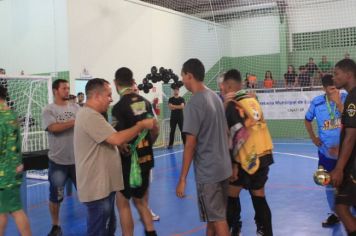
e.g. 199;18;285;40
153;118;183;148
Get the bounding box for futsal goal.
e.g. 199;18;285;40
0;75;52;179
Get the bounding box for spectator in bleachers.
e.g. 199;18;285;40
306;57;319;79
0;68;5;75
284;65;298;88
297;65;312;87
263;71;274;89
245;73;250;89
246;73;257;89
318;56;333;77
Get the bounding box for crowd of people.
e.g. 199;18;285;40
0;58;355;236
242;53;352;89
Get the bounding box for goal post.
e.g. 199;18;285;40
0;75;52;179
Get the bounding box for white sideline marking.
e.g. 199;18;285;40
26;151;316;188
274;142;314;145
27;181;48;188
26;150;184;188
154;150;183;158
274;151;318;160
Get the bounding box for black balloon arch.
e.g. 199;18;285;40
137;66;183;94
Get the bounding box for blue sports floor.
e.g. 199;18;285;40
4;140;351;235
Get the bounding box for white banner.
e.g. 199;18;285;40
258;90;324;120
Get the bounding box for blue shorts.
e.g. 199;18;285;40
318;151;337;172
48;160;76;203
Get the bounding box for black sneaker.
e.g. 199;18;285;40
48;225;62;236
322;213;340;227
256;223;264;236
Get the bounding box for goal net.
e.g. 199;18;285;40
136;0;356;142
0;75;52;179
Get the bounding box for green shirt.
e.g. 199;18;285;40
0;103;22;189
318;61;333;73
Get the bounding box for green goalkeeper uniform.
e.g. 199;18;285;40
0;103;22;188
0;103;23;213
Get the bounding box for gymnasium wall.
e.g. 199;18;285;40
67;0;230;102
0;0;68;75
287;0;356;35
287;0;356;73
227;15;281;57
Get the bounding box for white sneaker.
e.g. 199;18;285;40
150;209;160;221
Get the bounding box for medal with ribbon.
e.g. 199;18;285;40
325;95;337;127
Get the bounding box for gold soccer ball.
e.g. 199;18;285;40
313;166;331;186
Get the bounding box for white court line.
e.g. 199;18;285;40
26;151;183;188
274;151;318;160
154;150;318;162
154;150;183;159
274;143;314;145
27;181;48;188
26;150;315;187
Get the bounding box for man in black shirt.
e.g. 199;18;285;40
306;57;319;78
167;87;185;148
298;65;312;87
112;67;159;236
284;65;298;88
331;59;356;236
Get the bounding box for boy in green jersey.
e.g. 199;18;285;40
0;84;31;236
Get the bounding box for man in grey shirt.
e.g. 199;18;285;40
74;78;155;236
42;79;79;236
176;58;233;236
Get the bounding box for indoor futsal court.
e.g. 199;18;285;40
1;0;356;235
3;142;350;235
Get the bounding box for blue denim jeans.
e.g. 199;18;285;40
84;192;116;236
48;160;76;203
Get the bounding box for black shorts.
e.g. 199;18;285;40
120;158;151;199
335;173;356;206
230;154;273;190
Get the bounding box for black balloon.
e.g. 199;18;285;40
170;80;184;90
138;66;183;93
151;66;158;75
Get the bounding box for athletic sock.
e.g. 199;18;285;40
325;185;335;212
251;195;273;236
145;230;157;236
226;196;241;230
